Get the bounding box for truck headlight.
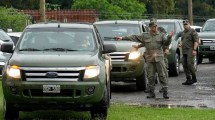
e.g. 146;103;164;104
84;66;100;79
6;65;21;79
128;51;141;60
0;61;5;66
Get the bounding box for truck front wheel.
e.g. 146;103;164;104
91;86;109;120
3;99;19;120
136;71;147;91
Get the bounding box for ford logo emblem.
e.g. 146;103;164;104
46;72;58;78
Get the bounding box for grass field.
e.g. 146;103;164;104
1;81;215;120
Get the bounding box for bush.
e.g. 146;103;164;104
0;7;29;32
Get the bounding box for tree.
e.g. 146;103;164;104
140;0;174;15
72;0;146;20
108;0;146;19
0;7;28;32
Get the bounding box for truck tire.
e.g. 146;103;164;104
4;99;19;120
209;57;215;62
91;86;109;120
198;55;203;64
169;53;180;76
136;70;147;91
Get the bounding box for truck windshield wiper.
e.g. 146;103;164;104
43;48;77;51
103;37;116;40
19;48;41;51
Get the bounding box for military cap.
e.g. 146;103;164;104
183;20;190;24
149;21;157;27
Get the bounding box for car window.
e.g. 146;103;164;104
175;22;182;33
0;29;12;41
202;20;215;31
18;28;96;51
95;24;141;40
157;22;175;35
9;36;19;45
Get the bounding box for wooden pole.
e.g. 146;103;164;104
188;0;193;25
40;0;46;22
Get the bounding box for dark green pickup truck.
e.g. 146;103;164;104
198;19;215;63
94;20;149;90
1;23;116;119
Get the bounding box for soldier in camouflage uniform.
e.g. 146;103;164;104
116;21;172;99
181;20;199;85
157;26;170;92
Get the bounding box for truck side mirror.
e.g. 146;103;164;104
177;32;182;37
1;42;13;53
103;44;116;53
195;28;201;32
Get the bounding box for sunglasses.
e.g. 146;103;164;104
183;24;188;25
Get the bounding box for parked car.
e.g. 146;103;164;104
1;23;116;119
7;32;22;45
0;29;14;75
145;19;198;76
191;25;202;33
197;19;215;63
94;20;149;91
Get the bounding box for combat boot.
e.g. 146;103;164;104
163;91;169;99
146;91;155;99
159;88;164;93
182;76;194;85
192;75;197;83
182;80;194;85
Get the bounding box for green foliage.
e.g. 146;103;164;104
72;0;146;20
144;0;174;14
0;7;27;32
109;0;146;19
193;2;215;17
0;0;39;10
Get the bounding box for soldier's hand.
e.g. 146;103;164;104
115;36;123;41
192;50;197;56
169;31;174;38
132;44;139;49
165;49;170;55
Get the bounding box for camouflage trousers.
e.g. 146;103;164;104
147;60;168;91
182;54;196;80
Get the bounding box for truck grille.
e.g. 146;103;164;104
109;52;129;62
202;39;215;46
20;67;85;82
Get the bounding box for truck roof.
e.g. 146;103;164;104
144;19;184;23
94;20;145;25
26;23;94;29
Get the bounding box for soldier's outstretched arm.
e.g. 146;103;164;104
116;34;145;44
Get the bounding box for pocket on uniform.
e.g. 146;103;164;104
156;39;162;44
145;39;151;48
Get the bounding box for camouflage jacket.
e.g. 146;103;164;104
123;31;171;62
181;28;199;54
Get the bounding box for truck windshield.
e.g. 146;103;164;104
96;24;141;41
18;28;96;51
202;21;215;31
157;22;175;35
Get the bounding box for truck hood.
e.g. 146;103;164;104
8;51;98;67
198;32;215;39
104;41;141;52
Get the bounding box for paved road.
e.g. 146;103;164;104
111;59;215;108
